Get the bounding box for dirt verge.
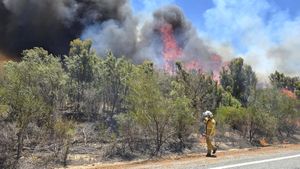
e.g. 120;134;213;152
62;144;300;169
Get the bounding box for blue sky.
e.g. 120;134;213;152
131;0;300;78
131;0;299;51
131;0;300;30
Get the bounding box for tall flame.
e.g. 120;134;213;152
210;54;222;84
159;23;223;84
160;23;182;73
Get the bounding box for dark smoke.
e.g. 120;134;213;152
81;1;138;58
0;0;131;56
0;1;222;72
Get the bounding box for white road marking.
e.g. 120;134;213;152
210;154;300;169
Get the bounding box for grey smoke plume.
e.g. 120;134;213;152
81;4;138;59
268;42;300;76
132;5;220;70
0;1;222;72
0;0;133;56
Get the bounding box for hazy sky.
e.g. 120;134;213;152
131;0;300;79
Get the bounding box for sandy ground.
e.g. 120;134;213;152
61;144;300;169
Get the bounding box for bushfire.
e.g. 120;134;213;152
281;88;297;99
160;23;182;73
159;23;223;84
0;54;17;70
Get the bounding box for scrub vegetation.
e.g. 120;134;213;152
0;39;299;168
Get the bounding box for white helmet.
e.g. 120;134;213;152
203;110;213;118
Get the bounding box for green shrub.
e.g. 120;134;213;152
216;106;247;131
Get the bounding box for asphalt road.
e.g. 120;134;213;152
66;145;300;169
156;150;300;169
207;151;300;169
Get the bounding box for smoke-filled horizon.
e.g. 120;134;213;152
0;0;298;80
0;0;224;75
0;0;131;56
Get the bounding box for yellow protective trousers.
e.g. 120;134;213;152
206;136;216;153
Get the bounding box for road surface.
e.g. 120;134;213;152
65;144;300;169
176;151;300;169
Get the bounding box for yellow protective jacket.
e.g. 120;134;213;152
204;117;216;137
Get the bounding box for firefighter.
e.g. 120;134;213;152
203;110;217;157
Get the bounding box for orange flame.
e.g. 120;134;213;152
210;54;222;84
160;23;182;73
0;55;13;62
0;54;16;72
281;88;297;99
159;24;223;84
184;60;202;71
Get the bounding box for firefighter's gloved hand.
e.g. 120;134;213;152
203;117;209;123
